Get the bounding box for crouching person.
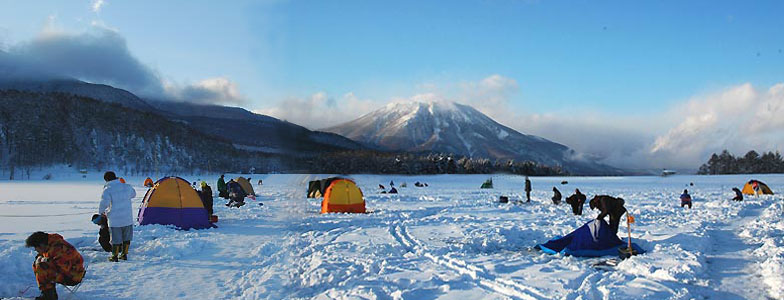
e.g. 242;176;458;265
226;179;246;208
25;231;85;300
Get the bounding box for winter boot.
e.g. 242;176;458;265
35;288;58;300
109;244;120;262
120;241;130;260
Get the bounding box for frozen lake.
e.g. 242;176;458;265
1;174;783;299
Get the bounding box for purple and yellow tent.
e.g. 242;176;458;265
138;177;216;230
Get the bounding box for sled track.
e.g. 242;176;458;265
391;222;548;300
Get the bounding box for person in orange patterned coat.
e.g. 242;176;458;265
25;231;85;300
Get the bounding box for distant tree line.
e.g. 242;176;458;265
304;151;566;176
0;90;566;178
698;150;784;174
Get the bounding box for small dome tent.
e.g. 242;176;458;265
741;180;773;195
313;177;365;213
137;177;216;230
235;176;255;196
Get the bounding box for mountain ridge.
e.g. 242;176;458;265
324;100;619;175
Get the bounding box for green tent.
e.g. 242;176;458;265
480;178;493;189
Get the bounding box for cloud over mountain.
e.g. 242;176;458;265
0;24;244;105
651;83;784;167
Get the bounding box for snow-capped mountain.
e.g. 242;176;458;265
324;100;617;174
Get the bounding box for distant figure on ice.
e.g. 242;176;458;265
680;189;692;209
389;187;398;194
379;184;386;190
524;176;532;202
99;171;136;262
565;189;586;215
415;181;423;187
589;195;627;234
144;177;154;188
732;187;743;201
25;231;85;300
226;179;246;208
198;182;214;219
217;174;228;199
258;179;263;186
551;187;562;205
390;180;395;187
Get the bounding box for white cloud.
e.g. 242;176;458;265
164;77;246;105
0;20;250;105
650;83;784;167
1;25;163;95
92;0;106;13
255;92;380;129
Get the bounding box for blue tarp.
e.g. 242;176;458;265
536;219;644;257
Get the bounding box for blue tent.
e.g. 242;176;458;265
536;219;644;257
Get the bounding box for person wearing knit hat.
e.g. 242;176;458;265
198;181;214;219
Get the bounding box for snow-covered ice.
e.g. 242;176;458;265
1;173;782;299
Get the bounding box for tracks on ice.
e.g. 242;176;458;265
390;220;548;300
703;202;772;300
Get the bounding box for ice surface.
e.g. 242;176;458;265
1;173;782;299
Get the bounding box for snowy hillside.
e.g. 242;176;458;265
324;101;617;175
0;79;154;111
2;174;783;299
146;99;365;153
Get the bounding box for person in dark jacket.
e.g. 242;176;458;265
589;195;627;234
551;187;562;205
226;179;246;207
91;214;111;252
732;187;743;201
524;176;532;202
198;182;214;218
680;189;692;209
217;174;228;199
25;231;85;300
565;189;586;215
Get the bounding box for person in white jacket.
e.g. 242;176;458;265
98;171;136;262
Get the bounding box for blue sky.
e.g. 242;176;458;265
3;0;782;111
1;0;783;168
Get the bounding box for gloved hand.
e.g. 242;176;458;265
35;255;48;265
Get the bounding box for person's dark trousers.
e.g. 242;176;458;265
609;215;621;235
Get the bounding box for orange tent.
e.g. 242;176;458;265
741;180;774;195
319;178;365;214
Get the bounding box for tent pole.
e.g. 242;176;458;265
627;215;633;251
